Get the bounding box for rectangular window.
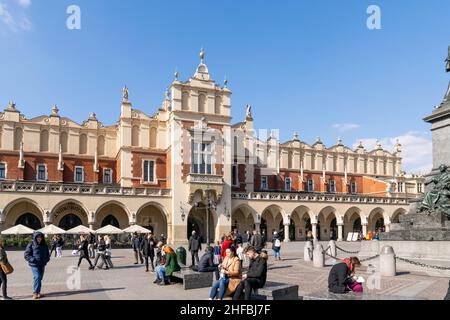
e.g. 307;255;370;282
103;168;112;184
329;180;336;193
75;166;84;183
398;182;403;193
307;179;314;192
418;183;423;193
37;164;47;181
0;163;6;179
191;142;213;175
261;176;268;190
285;177;291;191
351;181;357;194
143;160;155;183
232;165;238;186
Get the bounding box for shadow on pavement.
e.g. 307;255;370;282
43;287;126;298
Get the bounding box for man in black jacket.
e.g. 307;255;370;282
132;232;143;264
140;232;156;272
233;246;268;300
328;257;361;293
250;230;263;253
192;246;219;280
188;231;201;267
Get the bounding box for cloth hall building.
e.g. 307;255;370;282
0;51;424;244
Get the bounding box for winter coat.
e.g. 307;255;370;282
140;237;156;257
272;235;281;250
164;252;180;276
246;251;268;287
250;233;263;252
328;262;350;293
24;232;50;268
0;247;9;265
221;239;234;258
197;251;214;271
188;235;201;252
78;239;89;257
235;233;243;245
96;240;106;253
223;256;242;296
56;238;64;248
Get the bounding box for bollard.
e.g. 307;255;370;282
328;240;337;258
304;241;313;261
380;245;396;276
176;246;187;266
313;244;325;268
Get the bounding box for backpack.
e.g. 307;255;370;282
274;239;281;247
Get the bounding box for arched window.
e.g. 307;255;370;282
198;93;206;113
101;215;120;228
150;127;157;148
79;134;87;154
60;131;68;153
132;126;139;147
214;96;222;114
14;127;23;150
97;135;105;156
182;92;190;111
40;129;49;152
16;213;42;230
58;214;83;231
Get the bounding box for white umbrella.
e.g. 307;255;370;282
66;225;95;234
122;225;152;234
1;224;35;235
95;224;124;234
37;224;66;235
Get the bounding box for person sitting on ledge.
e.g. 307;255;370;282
232;246;268;300
209;246;241;300
154;245;180;286
192;246;219;280
328;257;362;294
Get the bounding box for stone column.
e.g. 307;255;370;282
362;224;368;238
337;223;344;241
283;223;290;242
312;223;317;239
255;222;261;233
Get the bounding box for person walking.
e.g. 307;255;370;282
24;232;51;299
49;235;58;258
55;235;64;258
88;233;96;259
77;234;94;270
188;231;201;267
209;247;241;300
140;232;156;272
0;240;13;300
250;230;263;253
232;246;268;300
328;257;361;294
272;231;282;261
104;235;114;269
132;232;144;264
93;235;108;270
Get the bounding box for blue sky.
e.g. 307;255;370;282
1;0;449;173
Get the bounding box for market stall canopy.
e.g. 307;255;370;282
37;224;66;235
65;225;95;235
122;225;152;234
95;225;124;234
1;224;35;235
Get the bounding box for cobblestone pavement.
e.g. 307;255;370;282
3;242;449;300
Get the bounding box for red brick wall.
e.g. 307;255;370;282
131;151;167;188
0;153;24;180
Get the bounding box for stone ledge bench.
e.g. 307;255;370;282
171;269;214;290
301;291;425;300
252;281;299;300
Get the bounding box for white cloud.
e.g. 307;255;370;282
0;1;32;32
17;0;31;8
353;131;432;175
332;123;360;132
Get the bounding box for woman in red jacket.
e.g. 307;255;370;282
221;234;234;258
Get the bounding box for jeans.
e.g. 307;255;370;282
273;247;281;259
93;252;108;268
31;266;45;294
190;251;199;266
0;268;7;297
144;255;155;271
232;278;264;300
155;265;166;281
134;250;143;263
209;278;229;300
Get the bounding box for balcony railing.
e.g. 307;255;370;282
0;181;171;197
186;174;224;185
231;191;410;205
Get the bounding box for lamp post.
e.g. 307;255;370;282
204;187;216;245
180;202;186;222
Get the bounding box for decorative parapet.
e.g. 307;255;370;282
231;192;410;205
186;174;224;204
0;182;171;197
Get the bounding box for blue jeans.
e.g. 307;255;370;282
31;266;45;294
209;278;229;300
155;265;166;281
274;247;281;259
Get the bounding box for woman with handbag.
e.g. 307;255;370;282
0;240;13;300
